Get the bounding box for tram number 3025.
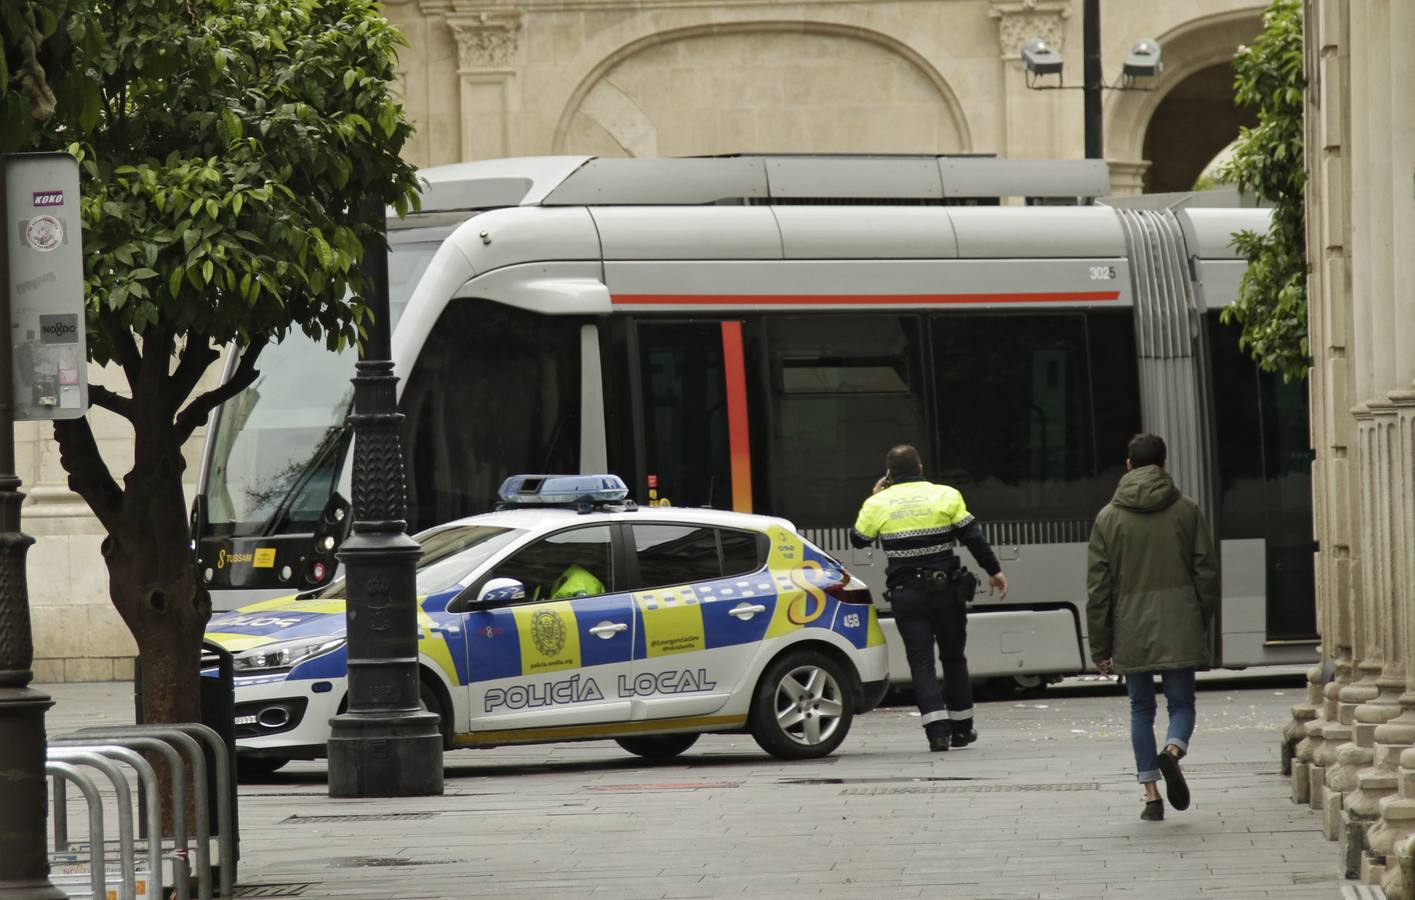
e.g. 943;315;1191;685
1089;265;1118;280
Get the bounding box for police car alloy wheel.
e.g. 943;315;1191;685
614;734;701;759
750;649;853;760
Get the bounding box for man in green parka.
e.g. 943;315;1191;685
1087;433;1219;822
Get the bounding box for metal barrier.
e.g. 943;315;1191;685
50;742;165;900
51;722;233;899
48;749;137;900
45;760;106;899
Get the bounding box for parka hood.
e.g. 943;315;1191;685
1111;465;1181;513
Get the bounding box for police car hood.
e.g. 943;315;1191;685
206;593;442;652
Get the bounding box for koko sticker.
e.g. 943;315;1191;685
32;190;63;208
24;215;63;251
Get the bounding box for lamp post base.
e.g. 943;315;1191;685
327;709;444;798
0;684;64;900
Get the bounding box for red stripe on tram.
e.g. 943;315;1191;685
613;291;1121;306
719;321;754;514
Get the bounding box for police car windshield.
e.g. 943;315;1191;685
315;525;524;598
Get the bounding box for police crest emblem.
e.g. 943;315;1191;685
530;609;567;657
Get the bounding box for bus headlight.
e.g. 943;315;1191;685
233;637;346;674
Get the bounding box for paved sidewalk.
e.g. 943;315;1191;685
38;673;1339;899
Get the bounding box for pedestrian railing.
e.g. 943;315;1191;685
48;722;234;900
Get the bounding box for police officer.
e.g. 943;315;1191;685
851;445;1007;751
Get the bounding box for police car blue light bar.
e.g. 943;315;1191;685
497;474;630;506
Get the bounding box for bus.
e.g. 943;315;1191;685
193;154;1318;694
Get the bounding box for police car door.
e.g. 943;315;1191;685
460;524;636;732
625;523;766;719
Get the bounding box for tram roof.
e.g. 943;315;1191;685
410;155;1111;212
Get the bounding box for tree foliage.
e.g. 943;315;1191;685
1219;0;1308;381
12;0;419;725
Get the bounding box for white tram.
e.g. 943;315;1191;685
195;155;1318;693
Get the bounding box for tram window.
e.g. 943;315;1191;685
401;300;582;533
637;323;731;510
1086;312;1143;510
1206;312;1266;540
719;528;765;577
760;316;930;528
631;524;722;589
930;314;1096;524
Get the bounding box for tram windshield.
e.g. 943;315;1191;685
204;242;439;536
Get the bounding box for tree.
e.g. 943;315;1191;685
1219;0;1308;381
28;0;419;727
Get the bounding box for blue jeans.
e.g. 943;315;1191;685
1126;668;1196;783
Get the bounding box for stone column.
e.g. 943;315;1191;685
1295;0;1359;808
1105;160;1149;197
446;9;523;162
1285;0;1337;784
989;1;1071;159
1369;385;1415;891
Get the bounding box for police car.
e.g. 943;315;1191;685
205;475;890;775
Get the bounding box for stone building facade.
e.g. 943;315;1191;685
28;0;1268;680
1283;1;1415;896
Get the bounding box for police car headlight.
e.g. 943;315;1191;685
233;637;346;673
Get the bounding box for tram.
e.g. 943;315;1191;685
193;155;1318;691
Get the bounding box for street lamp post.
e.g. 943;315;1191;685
326;203;443;798
1020;0;1161;163
0;162;63;899
1083;0;1103;159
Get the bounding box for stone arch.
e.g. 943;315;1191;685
1105;8;1265;189
553;21;972;157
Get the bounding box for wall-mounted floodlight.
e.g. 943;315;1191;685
1123;40;1162;78
1021;39;1063;77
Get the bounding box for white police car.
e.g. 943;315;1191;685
206;475;890;775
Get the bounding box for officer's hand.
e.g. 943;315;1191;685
872;475;890;494
988;572;1007;598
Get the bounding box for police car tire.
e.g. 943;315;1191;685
749;650;854;761
614;734;701;759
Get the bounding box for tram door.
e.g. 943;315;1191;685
631;321;753;512
1206;312;1317;643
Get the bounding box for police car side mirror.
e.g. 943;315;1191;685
475;577;526;605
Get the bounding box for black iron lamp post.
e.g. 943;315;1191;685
1020;0;1163;162
326;203;443;797
0;161;63;898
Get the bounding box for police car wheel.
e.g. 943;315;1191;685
750;650;853;760
419;680;449;747
614;734;701;759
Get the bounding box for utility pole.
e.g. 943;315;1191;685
1083;0;1103;159
0;156;64;899
326;201;443;798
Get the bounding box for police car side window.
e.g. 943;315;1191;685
632;524;721;590
490;525;613;601
719;528;764;577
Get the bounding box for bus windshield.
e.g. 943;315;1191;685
204;242;439;535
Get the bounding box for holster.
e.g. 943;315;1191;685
897;568;979;604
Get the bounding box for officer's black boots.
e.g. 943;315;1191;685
928;733;951;752
951;722;978;748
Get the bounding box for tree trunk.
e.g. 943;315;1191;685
104;458;209;727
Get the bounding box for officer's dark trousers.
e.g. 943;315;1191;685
891;585;972;739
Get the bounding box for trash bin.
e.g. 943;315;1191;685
133;641;241;879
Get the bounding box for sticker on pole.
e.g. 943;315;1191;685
23;214;64;251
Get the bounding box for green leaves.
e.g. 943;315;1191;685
1220;0;1309;382
20;0;420;365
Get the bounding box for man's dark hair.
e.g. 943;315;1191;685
886;444;923;478
1127;433;1167;468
